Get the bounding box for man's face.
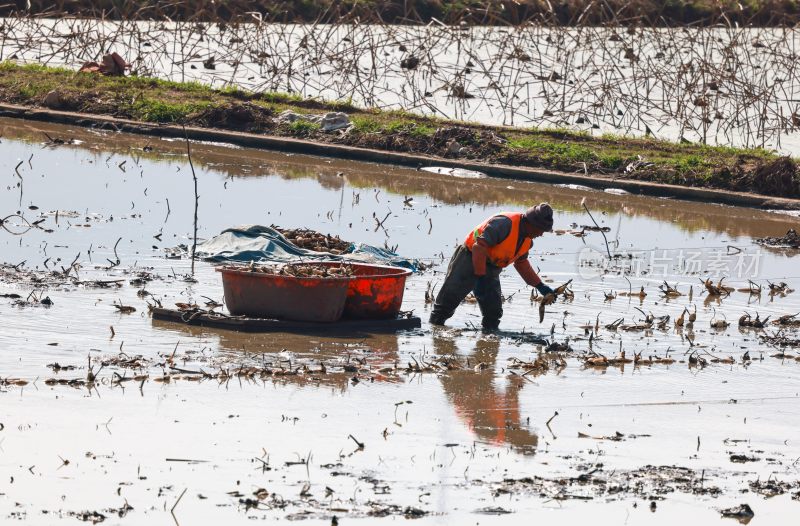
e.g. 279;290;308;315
528;226;545;239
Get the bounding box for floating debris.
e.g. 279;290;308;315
659;281;683;298
774;312;800;326
756;229;800;249
719;503;754;522
738;312;769;328
768;281;794;296
702;277;733;297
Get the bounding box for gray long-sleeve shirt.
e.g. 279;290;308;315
476;215;529;259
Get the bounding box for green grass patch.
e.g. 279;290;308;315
598;153;626;170
507;136;597;164
129;98;211;122
383;119;436;137
672;154;708;174
260;91;305;105
351;116;382;134
383;120;411;134
0;62;73;75
16;82;54;99
286;119;321;135
409;123;436;138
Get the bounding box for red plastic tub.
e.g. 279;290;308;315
312;262;412;319
217;265;351;322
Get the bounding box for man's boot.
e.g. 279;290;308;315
481;318;500;332
429;313;448;326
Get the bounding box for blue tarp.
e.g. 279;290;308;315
197;225;419;271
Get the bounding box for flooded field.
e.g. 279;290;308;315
5;18;800;151
1;116;800;524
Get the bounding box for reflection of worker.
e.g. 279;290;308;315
429;203;555;330
435;336;538;453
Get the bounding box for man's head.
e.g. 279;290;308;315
523;203;554;238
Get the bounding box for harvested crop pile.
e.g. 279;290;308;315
756;229;800;249
273;226;351;254
234;263;354;278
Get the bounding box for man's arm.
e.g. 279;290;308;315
472;240;489;276
515;258;554;296
513;258;541;287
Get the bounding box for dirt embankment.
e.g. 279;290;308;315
187;103;800;199
1;63;799;200
3;0;800;26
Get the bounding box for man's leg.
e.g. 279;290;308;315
475;269;503;330
429;246;478;325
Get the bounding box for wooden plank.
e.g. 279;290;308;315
151;307;421;333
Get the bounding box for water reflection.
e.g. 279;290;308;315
1;117;797;241
152;316;540;452
434;334;538;454
151;317;404;391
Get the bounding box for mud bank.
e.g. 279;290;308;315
1;108;799;211
2;63;800;205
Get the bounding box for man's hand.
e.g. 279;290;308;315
535;282;554;297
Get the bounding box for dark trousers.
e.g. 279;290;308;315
429;245;503;329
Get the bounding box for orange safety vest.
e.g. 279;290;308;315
464;212;532;268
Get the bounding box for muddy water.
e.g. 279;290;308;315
1;117;799;525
